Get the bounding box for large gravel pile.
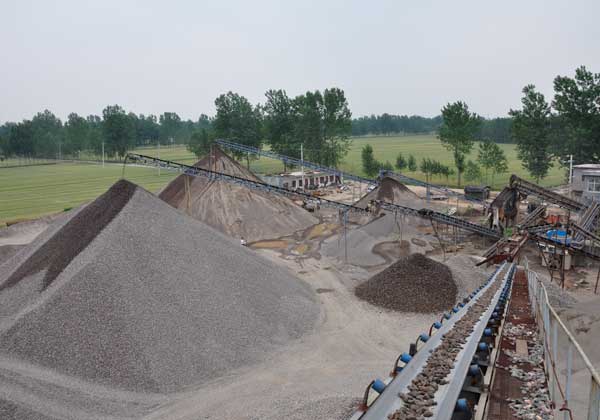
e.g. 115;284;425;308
355;176;421;209
0;180;318;393
159;146;317;242
355;253;457;313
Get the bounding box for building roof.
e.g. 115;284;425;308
574;164;600;169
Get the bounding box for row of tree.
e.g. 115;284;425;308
189;88;353;168
510;66;600;182
351;113;513;143
0;108;213;159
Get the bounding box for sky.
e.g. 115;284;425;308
1;0;600;123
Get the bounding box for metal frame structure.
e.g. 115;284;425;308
510;174;585;212
124;153;502;240
378;170;486;205
524;258;600;419
215;139;376;185
375;200;501;239
215;139;487;205
124;153;367;213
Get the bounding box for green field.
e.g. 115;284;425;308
0;163;176;222
0;135;565;222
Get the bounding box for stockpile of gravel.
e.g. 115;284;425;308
355;253;457;313
159;146;317;242
355;176;421;209
0;180;318;393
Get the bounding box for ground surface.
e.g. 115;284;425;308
1;135;565;222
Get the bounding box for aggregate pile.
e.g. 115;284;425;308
354;176;421;210
0;180;318;394
355;253;457;313
159;147;318;242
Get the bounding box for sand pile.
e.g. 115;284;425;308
355;253;457;313
355;176;421;209
159;147;317;242
0;180;318;393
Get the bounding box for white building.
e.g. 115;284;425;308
260;170;342;190
572;164;600;202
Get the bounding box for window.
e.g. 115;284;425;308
330;175;334;182
291;180;296;188
587;177;600;192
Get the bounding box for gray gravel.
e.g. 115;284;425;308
0;181;318;394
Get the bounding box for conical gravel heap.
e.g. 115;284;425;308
355;176;421;209
0;180;318;393
159;147;318;242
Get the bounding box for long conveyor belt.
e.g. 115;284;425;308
349;263;516;419
125;153;501;240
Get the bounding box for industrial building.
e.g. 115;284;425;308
260;170;342;190
572;163;600;202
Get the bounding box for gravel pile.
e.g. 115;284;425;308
0;180;318;393
355;176;421;210
159;146;317;242
355;253;457;313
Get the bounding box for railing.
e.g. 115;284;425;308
524;258;600;419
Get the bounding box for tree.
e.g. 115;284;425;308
382;160;394;171
294;88;352;167
263;89;299;171
187;129;213;158
395;152;407;171
438;101;481;186
465;160;482;183
509;85;553;183
31;110;63;157
6;121;35;157
102;105;136;158
64;113;89;155
361;144;379;177
159;112;182;145
214;91;263;168
420;158;434;183
407;154;417;171
552;66;600;164
477;139;508;185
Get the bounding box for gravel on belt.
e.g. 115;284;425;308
158;146;317;242
391;265;508;420
355;253;457;313
0;180;318;393
0;180;135;292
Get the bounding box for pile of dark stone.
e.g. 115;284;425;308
355;253;457;313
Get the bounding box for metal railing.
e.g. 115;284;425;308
524;258;600;419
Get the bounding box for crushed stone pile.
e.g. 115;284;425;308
354;176;421;209
355;253;457;313
0;180;318;393
159;146;318;242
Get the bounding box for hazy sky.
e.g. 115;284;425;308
2;0;599;123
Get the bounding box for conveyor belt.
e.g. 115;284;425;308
215;139;376;185
350;263;515;420
375;201;501;239
125;153;503;240
510;175;584;212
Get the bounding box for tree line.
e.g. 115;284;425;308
351;113;513;144
0;88;353;168
0;108;212;160
510;65;600;182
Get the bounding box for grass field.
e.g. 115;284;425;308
0;163;175;222
0;135;565;222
